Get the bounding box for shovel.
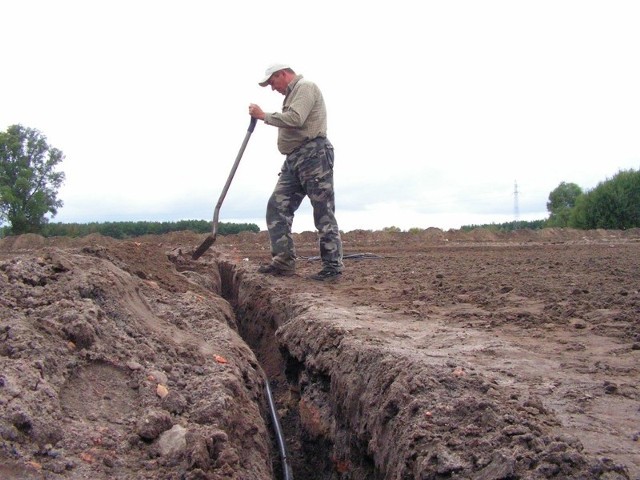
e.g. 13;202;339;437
192;117;258;260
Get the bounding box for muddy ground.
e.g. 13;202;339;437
0;227;638;479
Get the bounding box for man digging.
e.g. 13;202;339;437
249;64;344;281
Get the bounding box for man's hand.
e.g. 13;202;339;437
248;103;266;120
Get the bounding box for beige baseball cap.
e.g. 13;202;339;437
258;63;290;86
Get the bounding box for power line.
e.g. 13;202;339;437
513;181;520;224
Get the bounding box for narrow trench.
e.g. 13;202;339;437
180;254;635;480
216;261;377;480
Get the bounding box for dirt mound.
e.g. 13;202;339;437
1;243;270;479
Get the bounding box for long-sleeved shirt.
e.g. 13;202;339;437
264;75;327;155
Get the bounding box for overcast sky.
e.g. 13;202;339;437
2;1;639;232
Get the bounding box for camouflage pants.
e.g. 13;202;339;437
266;137;344;272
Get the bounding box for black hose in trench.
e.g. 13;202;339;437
262;370;294;480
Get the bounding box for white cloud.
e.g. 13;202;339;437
2;0;639;233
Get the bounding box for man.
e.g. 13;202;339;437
248;64;344;281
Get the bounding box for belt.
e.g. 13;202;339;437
286;136;328;157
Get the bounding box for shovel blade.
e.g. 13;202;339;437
192;234;216;260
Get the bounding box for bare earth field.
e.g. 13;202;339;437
0;228;638;479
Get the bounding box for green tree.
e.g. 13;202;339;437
571;168;640;229
546;181;583;227
0;125;65;234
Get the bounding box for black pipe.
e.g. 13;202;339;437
264;375;294;480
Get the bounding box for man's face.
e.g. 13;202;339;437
268;71;288;95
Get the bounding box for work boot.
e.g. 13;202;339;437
257;263;295;277
308;268;342;282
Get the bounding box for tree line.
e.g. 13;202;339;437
460;219;547;232
1;124;639;236
36;220;259;239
